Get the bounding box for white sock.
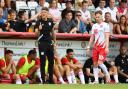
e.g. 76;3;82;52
67;75;72;84
93;67;99;82
99;64;110;82
78;71;85;84
114;74;119;83
71;71;77;84
59;76;65;84
16;78;22;84
36;68;42;83
99;64;109;75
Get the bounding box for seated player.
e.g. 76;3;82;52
0;50;22;84
61;49;85;84
16;50;41;84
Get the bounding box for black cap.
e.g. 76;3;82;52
28;50;37;55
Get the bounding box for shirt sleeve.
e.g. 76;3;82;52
88;11;91;19
72;58;78;64
61;57;69;65
91;24;95;34
17;57;25;68
35;58;40;66
0;59;5;69
115;7;118;12
58;20;67;33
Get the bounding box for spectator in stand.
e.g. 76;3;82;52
58;11;77;33
93;0;109;8
61;49;85;84
74;11;87;33
96;0;107;21
0;0;8;20
49;0;61;23
35;0;49;13
0;50;22;84
79;1;91;24
104;12;114;34
6;9;16;32
114;15;128;34
88;0;95;14
14;10;39;32
0;7;7;32
115;46;128;83
79;1;92;33
5;0;11;9
117;0;128;16
61;0;75;19
107;0;120;22
16;50;42;84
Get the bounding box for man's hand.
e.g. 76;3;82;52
105;47;109;54
10;59;15;65
71;64;77;69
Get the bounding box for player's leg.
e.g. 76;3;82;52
47;49;54;84
92;48;99;83
54;65;65;84
39;44;46;83
63;65;72;84
98;48;110;83
12;74;22;84
75;67;85;84
109;65;119;83
70;69;77;84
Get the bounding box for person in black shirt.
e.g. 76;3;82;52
59;11;77;33
83;57;119;83
83;57;104;83
115;46;128;83
35;7;56;84
15;10;39;32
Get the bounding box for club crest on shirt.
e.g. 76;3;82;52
41;24;44;26
94;29;98;34
48;22;51;26
100;25;103;28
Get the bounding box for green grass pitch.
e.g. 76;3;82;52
0;84;128;89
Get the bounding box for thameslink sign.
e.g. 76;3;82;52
0;39;37;48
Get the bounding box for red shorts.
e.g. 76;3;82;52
92;47;107;63
0;73;14;80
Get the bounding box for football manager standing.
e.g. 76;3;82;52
35;7;56;84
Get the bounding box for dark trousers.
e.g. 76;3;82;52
38;41;54;83
118;75;128;83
